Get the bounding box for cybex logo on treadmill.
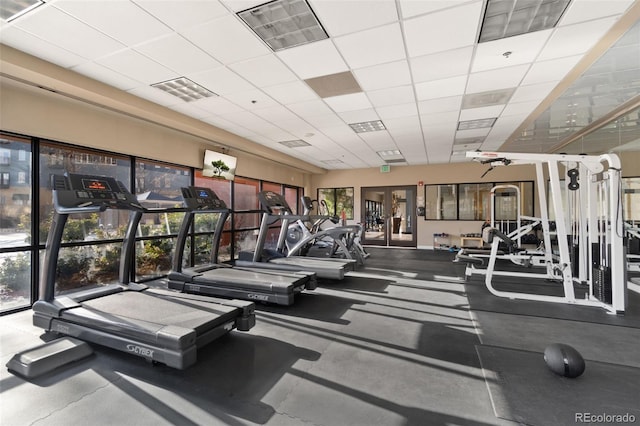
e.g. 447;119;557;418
126;344;154;357
247;293;269;301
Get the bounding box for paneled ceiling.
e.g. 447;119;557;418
1;0;639;171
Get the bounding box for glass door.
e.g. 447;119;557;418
361;186;417;247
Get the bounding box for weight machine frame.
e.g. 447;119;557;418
461;151;627;314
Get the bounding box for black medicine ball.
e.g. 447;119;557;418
543;343;586;378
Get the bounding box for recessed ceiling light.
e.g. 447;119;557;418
462;89;515;109
457;118;497;130
151;77;217;102
1;0;43;21
238;0;328;52
377;150;405;163
479;0;570;43
279;139;311;148
349;120;386;133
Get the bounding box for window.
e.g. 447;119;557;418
425;181;534;221
0;148;10;165
317;187;354;219
0;134;32;313
623;177;640;223
425;184;457;220
134;159;190;281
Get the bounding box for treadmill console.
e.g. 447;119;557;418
181;187;228;210
52;173;141;212
258;191;292;214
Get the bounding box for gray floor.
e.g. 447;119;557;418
1;248;638;426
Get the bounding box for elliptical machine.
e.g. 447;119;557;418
285;197;369;265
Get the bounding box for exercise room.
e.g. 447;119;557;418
1;1;639;425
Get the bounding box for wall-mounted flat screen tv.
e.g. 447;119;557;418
203;150;237;181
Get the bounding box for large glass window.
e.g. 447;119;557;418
284;186;300;214
38;142;132;293
317;187;354;219
623;177;640;223
425;181;534;221
1;133;303;314
425;184;457;220
0;134;32;312
134;159;190;281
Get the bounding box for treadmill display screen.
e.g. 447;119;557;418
82;178;112;191
198;189;209;198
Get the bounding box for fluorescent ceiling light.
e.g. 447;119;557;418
1;0;43;21
479;0;570;43
151;77;217;102
322;159;344;165
238;0;328;51
349;120;386;133
377;150;405;162
279;139;311;148
458;118;497;130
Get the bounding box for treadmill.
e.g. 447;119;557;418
32;173;255;370
235;191;356;280
165;186;316;305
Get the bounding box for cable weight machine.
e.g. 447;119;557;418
460;152;627;314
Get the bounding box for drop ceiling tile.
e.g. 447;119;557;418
559;0;635;26
135;34;223;75
0;27;86;68
52;0;172;45
466;64;530;94
510;82;558;103
459;105;504;121
376;103;418;120
358;131;396;149
251;105;300;123
403;2;482;58
324;92;372;112
310;0;398;36
304;114;346;129
229;54;299;87
286;99;335;117
415;75;467;100
521;55;583;85
399;0;472;19
352;60;412;91
169;102;213;119
190;67;254;95
224;89;279;110
368;86;415;108
501;100;539;117
471;30;552;72
276;39;349;79
182;14;270;64
384;115;422;135
12;6;125;60
411;46;473;83
263;81;319;104
418;96;463;115
338;109;379;124
73;62;143;91
537;16;619;61
424;123;456;143
194;96;246;115
420;110;459;126
333;23;405;69
96;49;176;84
221;1;271;13
134;0;229;31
